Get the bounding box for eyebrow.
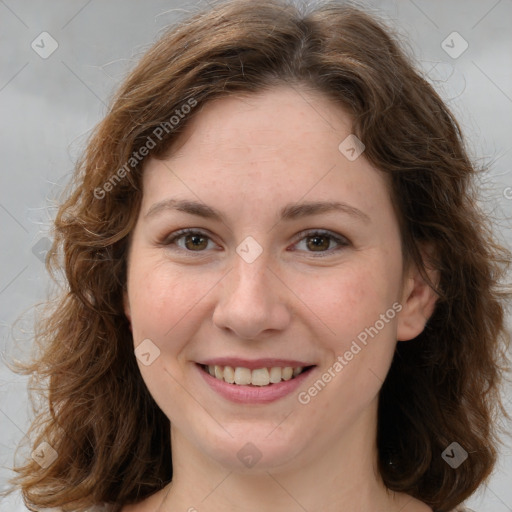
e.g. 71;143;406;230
144;198;371;224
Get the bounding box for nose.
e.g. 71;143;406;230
212;250;292;340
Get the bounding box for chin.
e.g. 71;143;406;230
195;425;308;474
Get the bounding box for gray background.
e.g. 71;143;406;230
1;0;511;510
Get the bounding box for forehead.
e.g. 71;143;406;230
141;86;392;225
167;86;353;163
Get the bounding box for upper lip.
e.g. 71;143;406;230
197;358;316;370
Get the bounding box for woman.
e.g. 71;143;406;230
3;1;510;511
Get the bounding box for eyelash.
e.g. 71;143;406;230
160;228;350;257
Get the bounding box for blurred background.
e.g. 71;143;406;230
1;0;511;510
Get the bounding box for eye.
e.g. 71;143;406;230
162;228;217;253
160;228;350;256
291;229;350;257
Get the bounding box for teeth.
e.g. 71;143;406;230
251;368;270;386
269;366;282;384
224;365;235;384
214;366;223;380
205;365;307;386
282;367;293;381
234;367;251;385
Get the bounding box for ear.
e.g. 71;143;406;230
123;287;132;332
396;245;440;341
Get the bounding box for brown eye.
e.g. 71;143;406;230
162;228;349;257
183;233;209;251
292;230;350;256
305;234;331;251
163;229;215;252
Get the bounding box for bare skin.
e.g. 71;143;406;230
121;85;438;512
121;485;433;512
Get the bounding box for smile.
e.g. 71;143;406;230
201;364;313;386
196;361;317;404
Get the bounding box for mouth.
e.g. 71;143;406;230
199;363;316;387
196;361;317;404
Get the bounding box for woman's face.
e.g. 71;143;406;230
124;86;433;473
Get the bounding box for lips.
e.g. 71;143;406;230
197;358;315;386
198;358;315;370
195;358;317;404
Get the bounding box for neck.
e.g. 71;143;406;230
159;398;405;512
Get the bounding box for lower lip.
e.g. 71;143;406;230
196;364;315;404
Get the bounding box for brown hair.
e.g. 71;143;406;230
3;1;511;511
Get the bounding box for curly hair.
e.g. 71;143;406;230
3;1;511;511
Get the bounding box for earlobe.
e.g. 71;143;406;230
396;248;440;342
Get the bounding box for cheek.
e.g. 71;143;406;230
128;258;201;343
127;256;222;349
295;264;401;426
298;261;400;346
126;259;210;412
